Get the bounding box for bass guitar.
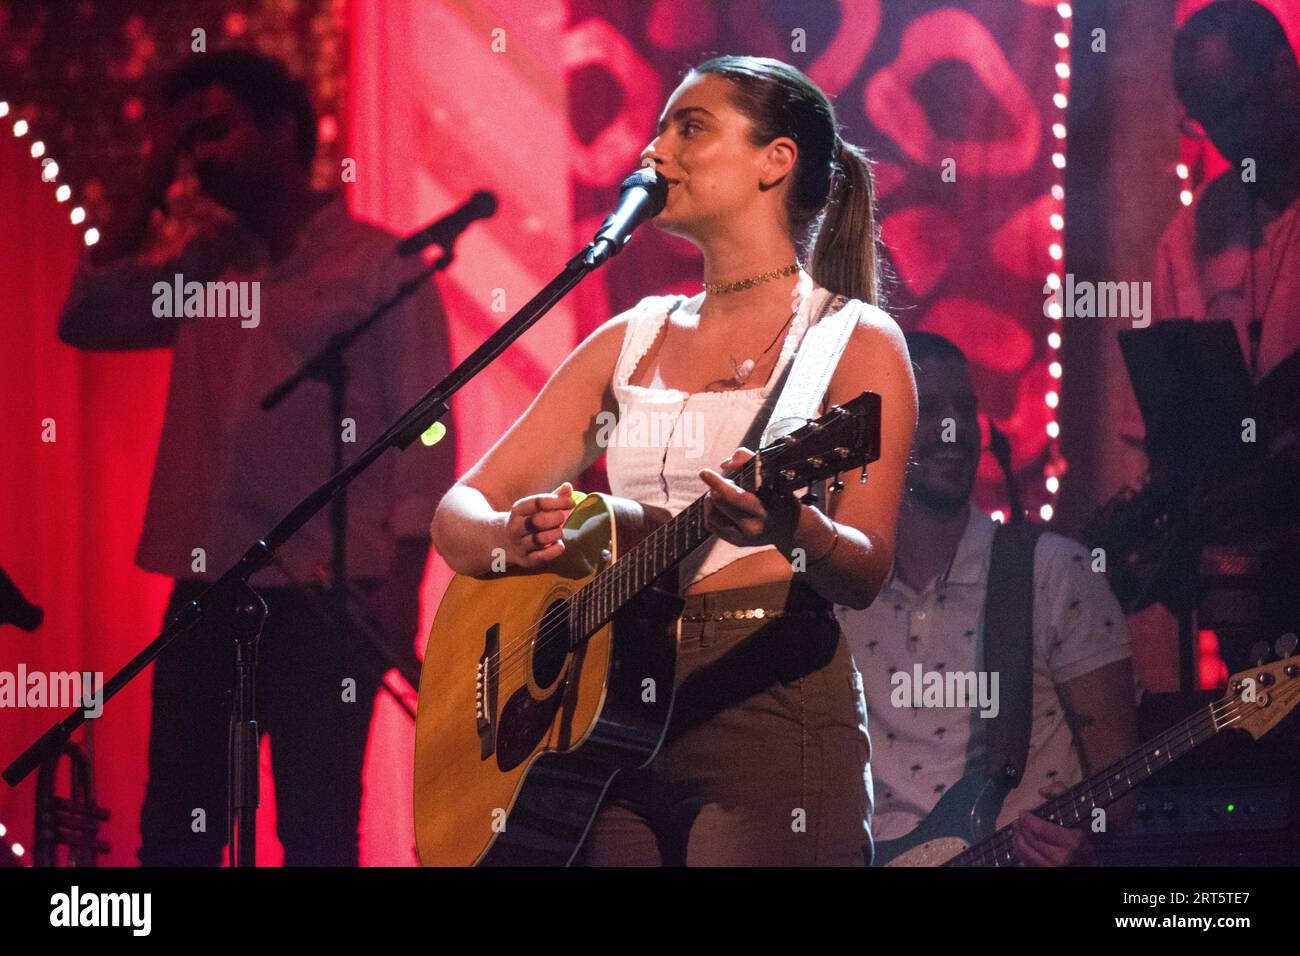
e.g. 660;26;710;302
873;650;1300;866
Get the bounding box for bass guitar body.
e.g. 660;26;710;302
872;773;1010;867
413;493;681;866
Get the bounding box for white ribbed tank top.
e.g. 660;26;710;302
605;272;828;592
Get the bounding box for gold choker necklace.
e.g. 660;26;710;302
704;262;802;295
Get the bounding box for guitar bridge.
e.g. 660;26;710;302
476;623;499;760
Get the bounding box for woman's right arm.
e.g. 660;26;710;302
431;307;635;575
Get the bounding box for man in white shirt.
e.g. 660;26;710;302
58;51;454;865
837;333;1138;865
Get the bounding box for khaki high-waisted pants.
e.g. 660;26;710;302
574;578;874;866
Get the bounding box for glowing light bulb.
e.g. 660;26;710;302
70;206;85;224
84;227;100;246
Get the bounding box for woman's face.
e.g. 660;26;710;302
640;73;793;242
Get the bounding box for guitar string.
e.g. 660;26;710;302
954;702;1242;867
485;480;722;686
480;401;855;684
953;707;1231;867
481;455;762;686
947;698;1249;866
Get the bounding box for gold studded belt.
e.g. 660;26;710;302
680;606;837;624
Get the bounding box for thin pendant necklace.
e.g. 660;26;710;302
700;262;805;389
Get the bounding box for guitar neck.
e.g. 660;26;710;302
571;458;761;639
949;697;1233;867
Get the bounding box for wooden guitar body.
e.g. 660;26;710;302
413;493;681;866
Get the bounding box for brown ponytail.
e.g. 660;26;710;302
809;138;881;306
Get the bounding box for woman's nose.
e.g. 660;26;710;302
639;138;662;165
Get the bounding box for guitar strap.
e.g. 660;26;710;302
754;289;860;514
760;288;857;446
981;521;1044;789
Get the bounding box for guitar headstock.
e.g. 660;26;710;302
754;391;881;496
1221;653;1300;741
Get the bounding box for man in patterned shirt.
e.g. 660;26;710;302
837;333;1139;865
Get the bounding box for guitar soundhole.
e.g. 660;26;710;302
530;599;569;691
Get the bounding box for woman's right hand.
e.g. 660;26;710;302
502;481;576;569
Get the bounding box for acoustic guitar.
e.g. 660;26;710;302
874;650;1300;866
414;391;881;865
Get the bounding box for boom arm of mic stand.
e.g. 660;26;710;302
4;240;607;790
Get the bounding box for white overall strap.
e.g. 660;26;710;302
761;289;860;445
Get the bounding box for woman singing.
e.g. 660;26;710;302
431;55;916;865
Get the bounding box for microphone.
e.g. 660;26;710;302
585;166;668;266
397;191;498;257
0;566;43;633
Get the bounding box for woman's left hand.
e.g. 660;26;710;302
698;447;801;550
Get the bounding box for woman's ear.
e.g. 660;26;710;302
759;136;798;190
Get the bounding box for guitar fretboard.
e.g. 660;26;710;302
570;457;760;640
948;697;1238;867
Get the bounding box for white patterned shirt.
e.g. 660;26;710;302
836;504;1132;841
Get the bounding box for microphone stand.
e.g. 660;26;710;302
3;221;632;866
259;245;453;728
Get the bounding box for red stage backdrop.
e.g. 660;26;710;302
4;0;1082;865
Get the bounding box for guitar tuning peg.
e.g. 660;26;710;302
800;490;820;505
830;479;845;493
1248;641;1271;666
1276;632;1299;659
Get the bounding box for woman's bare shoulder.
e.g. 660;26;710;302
827;300;915;404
